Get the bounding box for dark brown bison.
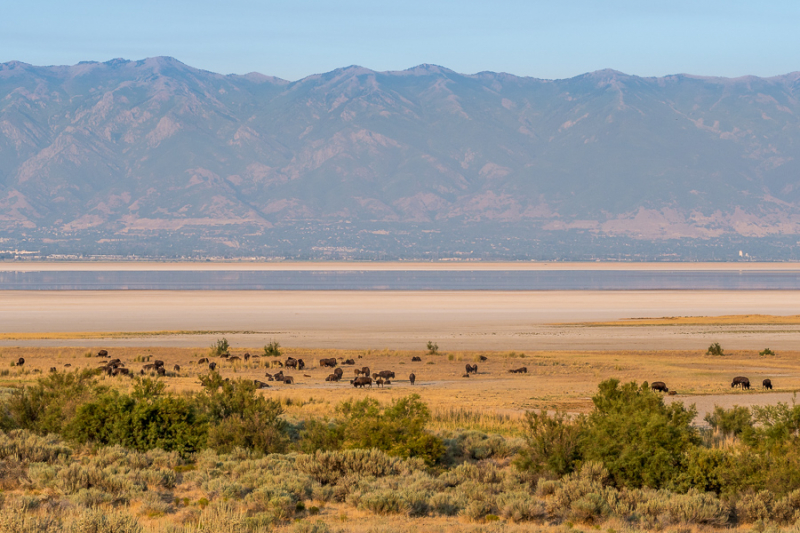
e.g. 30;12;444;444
273;371;284;381
198;358;209;364
153;360;164;368
208;362;217;371
375;378;384;387
64;363;71;367
244;353;251;361
280;376;294;384
411;356;422;362
298;359;305;370
479;355;488;361
462;373;470;378
156;367;166;376
465;364;478;374
319;358;338;368
650;381;669;393
333;367;344;378
731;376;751;389
509;367;528;374
98;350;108;357
285;357;299;368
343;359;356;365
325;374;341;382
351;376;372;388
50;367;57;373
409;373;416;385
377;370;395;379
763;378;773;390
16;357;24;366
118;368;130;376
356;366;370;377
173;365;181;372
254;380;270;389
143;363;155;371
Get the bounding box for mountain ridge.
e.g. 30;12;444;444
1;57;799;259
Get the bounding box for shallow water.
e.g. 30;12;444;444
1;269;799;290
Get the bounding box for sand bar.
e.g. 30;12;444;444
3;290;800;350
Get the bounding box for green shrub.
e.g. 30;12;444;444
336;394;445;465
427;341;438;355
264;340;281;357
515;410;583;477
210;338;230;357
704;405;754;439
759;348;776;356
579;379;699;489
707;342;724;356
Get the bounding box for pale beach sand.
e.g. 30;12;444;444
3;289;799;350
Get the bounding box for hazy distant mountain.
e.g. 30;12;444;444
1;57;799;259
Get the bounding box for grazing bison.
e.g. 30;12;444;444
479;355;488;362
462;373;470;378
731;376;751;390
356;366;370;377
285;357;299;368
281;376;294;384
228;356;241;362
650;381;669;393
325;374;341;382
763;378;773;390
50;367;57;373
208;362;217;371
98;350;108;357
465;364;478;374
319;358;338;368
254;380;269;389
244;352;251;361
16;358;24;366
156;367;166;376
118;368;130;376
333;367;344;378
377;370;395;379
409;373;416;385
143;364;155;371
343;359;356;365
173;365;181;372
154;360;164;368
509;367;528;374
411;356;422;362
351;377;372;388
198;358;209;364
375;378;384;387
273;371;284;381
64;363;71;367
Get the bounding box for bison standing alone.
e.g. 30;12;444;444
650;381;669;393
409;373;416;385
763;378;773;390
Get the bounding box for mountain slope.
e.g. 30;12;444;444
1;58;799;257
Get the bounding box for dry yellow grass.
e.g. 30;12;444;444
2;343;798;429
564;314;800;327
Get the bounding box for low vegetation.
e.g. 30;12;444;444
2;371;800;530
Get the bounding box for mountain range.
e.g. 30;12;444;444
1;57;799;259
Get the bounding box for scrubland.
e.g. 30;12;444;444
1;340;800;532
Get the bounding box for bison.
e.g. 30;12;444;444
375;378;384;387
343;359;356;365
479;355;488;362
763;378;773;390
98;350;108;357
16;357;24;366
411;356;422;362
254;380;269;389
650;381;669;393
154;360;164;368
173;365;181;372
50;367;57;373
325;374;341;382
376;370;395;379
356;366;370;377
509;367;528;374
333;367;344;378
409;373;416;385
198;358;209;364
731;376;751;390
280;376;294;384
244;352;251;361
285;357;299;368
208;362;217;371
351;376;372;388
319;358;338;368
156;367;166;376
465;364;478;374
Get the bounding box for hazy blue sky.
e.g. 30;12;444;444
2;0;798;80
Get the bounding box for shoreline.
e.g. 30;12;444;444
2;261;800;271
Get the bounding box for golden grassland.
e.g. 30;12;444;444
2;342;798;432
567;314;800;327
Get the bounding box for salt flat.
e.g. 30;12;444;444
2;290;799;350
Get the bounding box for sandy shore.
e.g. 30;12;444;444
3;290;800;350
2;261;799;271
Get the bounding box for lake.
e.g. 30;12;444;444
1;269;799;290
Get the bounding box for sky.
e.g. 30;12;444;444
2;0;799;81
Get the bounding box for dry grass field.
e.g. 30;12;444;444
3;341;798;429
